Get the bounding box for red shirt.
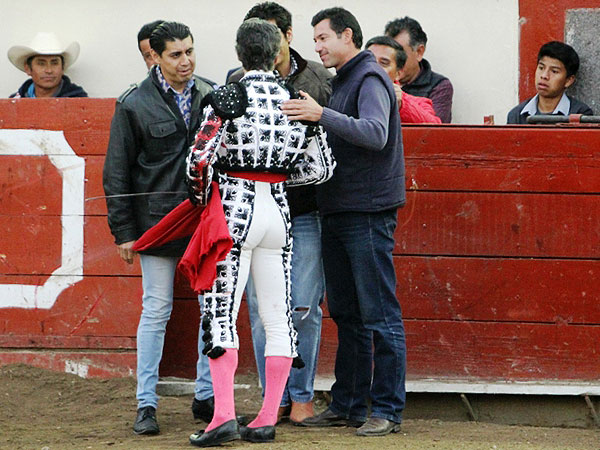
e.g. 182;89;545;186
399;91;442;124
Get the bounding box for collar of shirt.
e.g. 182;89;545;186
26;79;64;98
155;65;195;127
287;54;299;78
275;54;298;82
521;93;571;117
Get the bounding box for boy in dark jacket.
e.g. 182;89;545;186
507;41;593;124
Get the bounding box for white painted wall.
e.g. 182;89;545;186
1;0;519;124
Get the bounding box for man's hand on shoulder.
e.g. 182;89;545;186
282;90;323;122
117;240;137;264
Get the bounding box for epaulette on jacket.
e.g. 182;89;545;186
201;82;248;120
194;75;219;90
117;83;138;103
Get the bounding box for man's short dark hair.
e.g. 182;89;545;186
538;41;580;77
236;18;281;71
137;20;165;50
384;16;428;49
244;2;291;35
366;35;407;69
311;7;363;49
25;54;64;68
149;21;193;56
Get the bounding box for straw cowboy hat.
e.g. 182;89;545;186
7;32;80;72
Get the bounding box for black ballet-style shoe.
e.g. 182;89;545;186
240;425;276;443
189;419;240;447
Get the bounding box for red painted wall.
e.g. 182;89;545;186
1;99;599;384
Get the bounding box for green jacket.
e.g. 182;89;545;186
103;69;214;256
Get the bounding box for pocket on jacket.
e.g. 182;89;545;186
149;120;177;138
148;195;185;217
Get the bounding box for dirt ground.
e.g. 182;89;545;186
1;364;599;450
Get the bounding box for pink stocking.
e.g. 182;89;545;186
248;356;292;428
205;348;238;432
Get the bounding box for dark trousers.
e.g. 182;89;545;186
321;209;406;423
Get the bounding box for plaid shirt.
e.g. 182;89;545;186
155;65;194;128
275;53;299;82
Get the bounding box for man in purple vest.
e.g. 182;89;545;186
282;7;406;437
385;16;453;123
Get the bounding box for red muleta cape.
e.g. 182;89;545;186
132;182;233;293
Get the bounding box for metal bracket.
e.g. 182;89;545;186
460;393;478;421
584;395;600;428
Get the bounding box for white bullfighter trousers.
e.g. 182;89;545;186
201;173;297;358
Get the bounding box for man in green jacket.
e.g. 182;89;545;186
103;21;214;436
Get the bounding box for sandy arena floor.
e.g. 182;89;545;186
1;364;599;450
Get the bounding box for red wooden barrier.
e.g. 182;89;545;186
1;100;599;394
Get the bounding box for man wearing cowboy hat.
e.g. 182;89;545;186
8;31;88;98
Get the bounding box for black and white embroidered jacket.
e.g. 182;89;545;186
186;71;335;205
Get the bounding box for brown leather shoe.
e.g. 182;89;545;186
277;405;291;424
300;408;364;428
356;417;401;436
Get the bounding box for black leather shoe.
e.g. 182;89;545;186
192;397;249;425
189;419;240;447
133;406;159;435
356;417;401;436
240;425;275;443
192;397;214;423
300;408;364;428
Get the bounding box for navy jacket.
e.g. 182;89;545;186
507;95;594;124
10;75;88;98
317;51;405;216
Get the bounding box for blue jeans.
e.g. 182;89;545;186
194;299;214;401
137;255;213;409
246;211;325;405
321;209;406;424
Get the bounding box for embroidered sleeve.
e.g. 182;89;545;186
287;126;336;187
186;106;226;205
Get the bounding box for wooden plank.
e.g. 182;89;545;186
0;155;63;215
404;319;600;381
403;126;600;193
0;216;140;276
1;155;107;217
161;298;257;378
403;126;600;159
405;158;600;193
0;98;114;133
83;216;141;276
315;318;336;378
0;216;62;275
65;130;111;156
0;351;135;378
395;192;600;258
314;317;600;381
0;335;135;349
84;155;108;215
0;276;141;336
395;256;600;324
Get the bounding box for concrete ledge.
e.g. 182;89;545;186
315;376;600;396
157;378;251;396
